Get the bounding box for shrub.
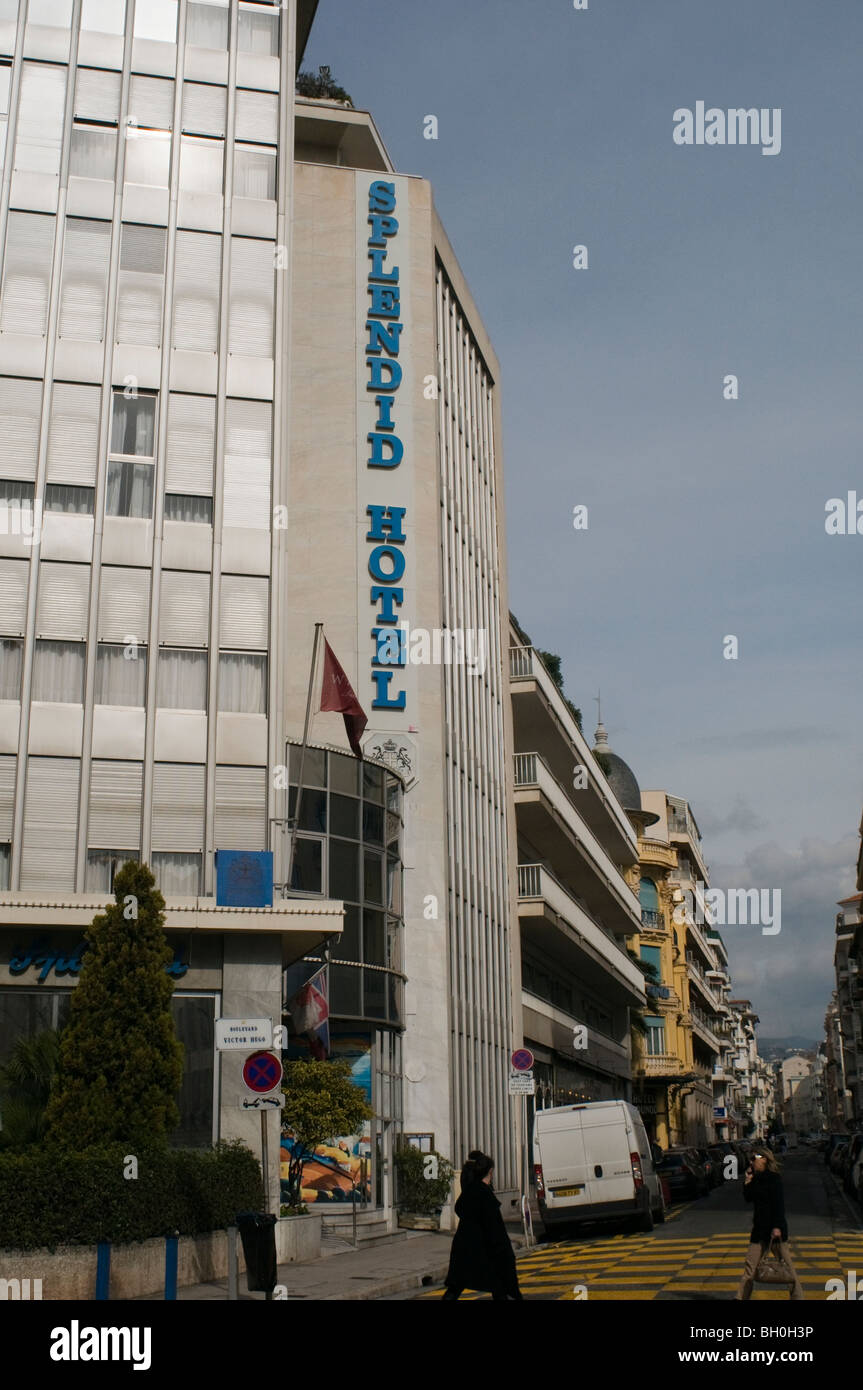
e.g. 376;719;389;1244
0;1141;262;1252
394;1146;454;1214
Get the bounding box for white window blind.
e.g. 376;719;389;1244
223;396;271;529
98;566;150;641
89;759;143;847
14;62;66;176
0;212;55;336
159;569;210;645
173;230;220;352
219;574;268;649
214;764;266;849
0;560;30;635
182;81;226;136
35;561;90;639
74;66;121;123
235;88;278;145
117;223;165;346
129;74;174;130
20;756;80;890
165;393;214;494
46;382;101;487
228;237;273;357
152;763;205;850
59;217;110;341
0;376;43;481
0;754;15;840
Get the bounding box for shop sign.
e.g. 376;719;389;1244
7;937;188;983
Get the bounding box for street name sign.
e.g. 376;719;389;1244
215;1018;272;1051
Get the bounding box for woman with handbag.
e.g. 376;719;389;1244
734;1147;804;1300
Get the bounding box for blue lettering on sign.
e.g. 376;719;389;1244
8;937;188;982
366;179;407;711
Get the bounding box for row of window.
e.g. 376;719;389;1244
0;640;267;713
1;0;281;56
72;127;276;199
2;477;214;525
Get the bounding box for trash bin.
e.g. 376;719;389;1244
235;1211;277;1293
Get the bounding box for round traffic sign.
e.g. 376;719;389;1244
511;1048;534;1072
242;1050;283;1094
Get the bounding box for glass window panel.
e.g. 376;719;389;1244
362;801;383;846
218;651;266;714
363;852;383;907
238;6;279;55
385;810;400;852
70;125;116;180
124;129;171;186
157;649;207;709
234;145;275;200
32;640;85;702
82;0;125;32
363;967;386;1020
329;793;358;840
95;643;147;706
110;393;156;457
0;66;10;116
180;134;223;194
86;848;137;892
0;479;35;503
329;838;358;902
0;841;9;890
386;858;401;916
290;836;321;894
330;963;361;1016
335;903;360;962
106;460;154;518
329;752;359;796
44;484;95;515
363;910;385;965
170;993;215;1148
186;1;229;49
288;743;325;787
152;851;201;894
15;63;65;177
134;0;177;41
386;917;402;972
287;786;326;834
0;638;23;700
27;0;73;26
164;493;212;524
362;762;384;804
385;774;400;813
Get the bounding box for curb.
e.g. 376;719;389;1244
319;1238;537;1301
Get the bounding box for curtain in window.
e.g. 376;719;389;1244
85;849;137;892
186;1;228;49
238;8;278;55
44;484;95;515
14;63;65;176
218;651;265;713
234;147;275;200
105;460;154;518
81;0;126;33
110;394;155;456
158;649;208;709
95;644;147;705
70;126;116;179
0;639;23;700
152;851;201;894
0;840;9;889
32;641;85;702
164;493;212;524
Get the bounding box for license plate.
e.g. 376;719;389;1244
552;1185;583;1197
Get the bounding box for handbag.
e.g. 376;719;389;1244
754;1237;795;1285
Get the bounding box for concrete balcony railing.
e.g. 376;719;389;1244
517;862;646;999
513;752;641;932
639;1054;685;1077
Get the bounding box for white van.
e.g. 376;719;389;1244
533;1100;665;1232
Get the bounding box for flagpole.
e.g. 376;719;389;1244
286;621;323;894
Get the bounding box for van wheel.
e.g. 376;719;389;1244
639;1205;654;1233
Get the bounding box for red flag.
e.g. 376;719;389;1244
319;639;367;758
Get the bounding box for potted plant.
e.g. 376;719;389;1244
394;1145;454;1230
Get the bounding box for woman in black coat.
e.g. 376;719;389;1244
734;1146;804;1299
442;1152;523;1301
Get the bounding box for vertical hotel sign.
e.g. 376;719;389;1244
356;175;415;729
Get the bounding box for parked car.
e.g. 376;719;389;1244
696;1147;723;1188
708;1144;732;1181
850;1143;863;1207
841;1133;863;1197
824;1133;848;1166
657;1148;710;1200
533;1100;666;1233
830;1141;849;1175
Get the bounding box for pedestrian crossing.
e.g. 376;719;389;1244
419;1232;863;1300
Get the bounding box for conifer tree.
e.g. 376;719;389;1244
45;861;184;1150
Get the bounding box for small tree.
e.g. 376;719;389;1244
44;861;184;1151
281;1059;373;1207
296;67;353;106
0;1029;59;1151
393;1145;454;1214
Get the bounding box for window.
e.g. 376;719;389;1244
14;63;65;177
186;1;228;49
158;648;208;709
164;493;212;524
44;484;95;515
95;643;147;706
59;217;111;341
290;836;321;894
152;851;201;895
117;224;166;347
86;848;138;892
107;391;156;519
0;62;10;166
0;479;35;504
124;128;171;187
0;638;23;700
228;237;274;357
218;651;266;713
82;0;125;33
640;944;662;982
133;0;177;42
70;124;117;179
32;640;85;703
179;134;223;194
645;1016;666;1057
0;841;9;889
234;144;275;200
238;4;279;56
0;212;55;336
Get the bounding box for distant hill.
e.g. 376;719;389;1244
758;1037;820;1060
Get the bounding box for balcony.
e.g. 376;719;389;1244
513;752;642;936
641;908;662;927
517;862;646;1007
639;1054;686;1077
690;1005;721;1052
639;837;678;870
509;646;637;864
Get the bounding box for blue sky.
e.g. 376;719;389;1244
304;0;863;1036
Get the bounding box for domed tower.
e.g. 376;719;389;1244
591;719;659;835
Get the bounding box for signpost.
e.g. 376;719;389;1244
242;1050;283;1094
511;1047;534;1072
214;1018;279;1215
510;1048;536;1247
